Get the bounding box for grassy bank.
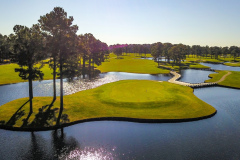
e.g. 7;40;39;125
206;70;240;88
0;80;216;129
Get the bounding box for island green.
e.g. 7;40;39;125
0;80;216;129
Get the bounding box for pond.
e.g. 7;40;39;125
0;67;240;159
179;69;214;83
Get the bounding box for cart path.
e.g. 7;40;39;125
168;71;217;88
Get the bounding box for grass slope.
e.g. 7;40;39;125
0;80;216;129
206;70;240;88
97;54;170;74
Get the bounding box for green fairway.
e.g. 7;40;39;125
0;54;169;85
186;55;240;63
206;70;240;88
97;53;170;74
0;80;216;129
0;63;53;85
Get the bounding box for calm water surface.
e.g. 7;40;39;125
0;67;240;159
179;69;214;83
201;62;240;71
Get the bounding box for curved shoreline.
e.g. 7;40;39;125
0;110;217;132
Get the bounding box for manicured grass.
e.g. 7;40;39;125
224;62;240;67
186;55;240;63
189;63;210;69
0;80;216;129
219;71;240;88
97;53;170;74
158;61;210;71
0;63;53;85
206;70;240;88
186;56;223;63
205;70;228;83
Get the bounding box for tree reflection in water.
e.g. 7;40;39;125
24;132;50;160
23;128;117;160
52;128;79;159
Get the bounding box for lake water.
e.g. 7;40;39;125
201;62;240;71
0;66;240;159
179;69;214;83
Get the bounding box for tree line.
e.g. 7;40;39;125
110;43;240;65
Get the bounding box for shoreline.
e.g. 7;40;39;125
0;110;217;132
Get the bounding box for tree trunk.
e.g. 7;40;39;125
79;56;81;68
92;58;94;77
57;54;63;125
88;56;91;79
83;54;86;79
53;57;56;102
28;66;33;113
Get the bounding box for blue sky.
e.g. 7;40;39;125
1;0;240;46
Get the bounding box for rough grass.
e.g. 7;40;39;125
206;70;240;88
97;53;170;74
0;80;216;128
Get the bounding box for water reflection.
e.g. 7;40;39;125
52;129;79;160
63;74;120;95
24;132;50;160
63;147;117;160
4;128;118;160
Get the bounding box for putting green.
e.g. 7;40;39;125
99;80;172;103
